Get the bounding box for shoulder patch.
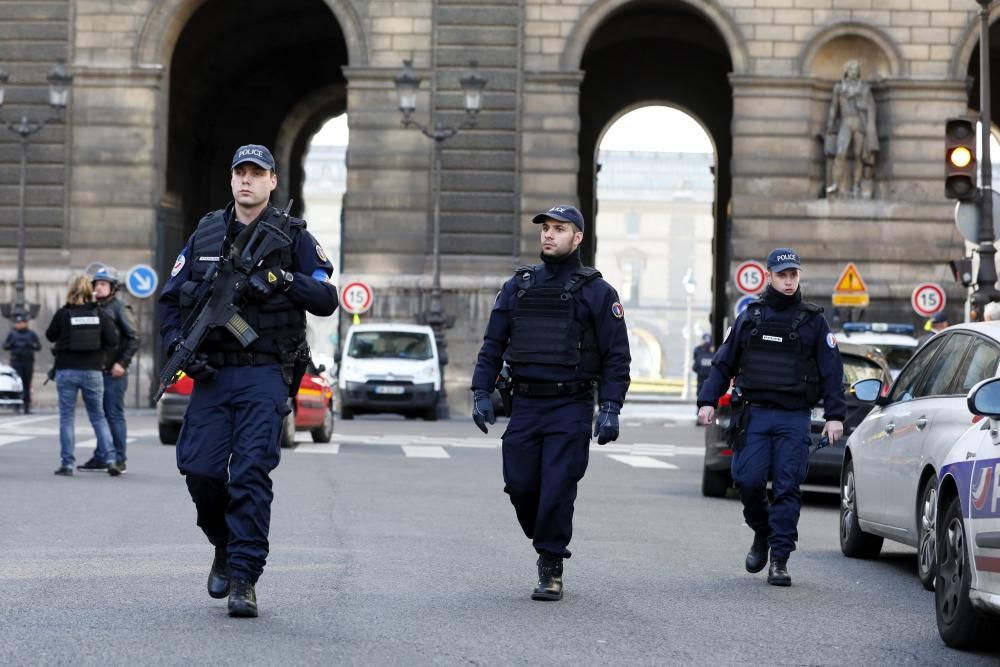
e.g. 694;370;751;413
611;302;625;319
826;332;838;349
171;251;186;277
316;244;329;263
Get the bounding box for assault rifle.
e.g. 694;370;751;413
153;201;294;402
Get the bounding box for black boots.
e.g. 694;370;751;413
531;556;563;601
228;578;258;618
767;557;791;586
207;546;230;599
745;531;769;574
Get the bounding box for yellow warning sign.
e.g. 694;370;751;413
832;293;870;307
834;263;868;293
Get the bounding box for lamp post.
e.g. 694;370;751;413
974;0;999;310
681;268;696;400
394;59;487;416
0;62;73;321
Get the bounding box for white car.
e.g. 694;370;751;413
837;322;919;378
935;376;1000;648
0;363;24;412
841;322;1000;590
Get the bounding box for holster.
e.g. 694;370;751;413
282;339;311;398
722;392;748;451
496;365;513;415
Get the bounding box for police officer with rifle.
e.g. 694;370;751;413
158;144;338;618
471;204;631;602
697;249;845;587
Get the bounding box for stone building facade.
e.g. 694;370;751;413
0;0;996;407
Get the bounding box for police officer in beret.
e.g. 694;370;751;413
158;144;339;617
471;204;631;601
696;249;845;586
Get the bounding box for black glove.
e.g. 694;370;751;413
472;389;496;434
185;354;218;382
245;268;288;301
593;400;622;445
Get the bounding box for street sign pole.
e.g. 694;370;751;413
974;0;999;310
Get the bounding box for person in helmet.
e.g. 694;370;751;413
77;266;139;473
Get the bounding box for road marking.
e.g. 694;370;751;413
402;445;450;459
0;415;57;428
606;455;679;469
72;436;137;451
294;444;340;455
0;435;31;447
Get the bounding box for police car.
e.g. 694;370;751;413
935;376;1000;648
0;363;24;412
837;322;919;378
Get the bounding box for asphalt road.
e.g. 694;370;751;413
0;405;996;666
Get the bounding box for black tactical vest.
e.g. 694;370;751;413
735;302;822;404
504;264;603;377
67;307;101;352
178;206;306;351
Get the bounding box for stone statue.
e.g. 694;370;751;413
824;60;879;199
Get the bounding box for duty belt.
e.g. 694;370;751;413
513;380;594;397
204;351;281;367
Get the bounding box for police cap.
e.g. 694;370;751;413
231;144;276;172
767;248;801;272
13;313;27;323
532;205;584;232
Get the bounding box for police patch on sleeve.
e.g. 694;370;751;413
826;332;838;349
316;244;329;262
611;302;625;319
170;251;186;277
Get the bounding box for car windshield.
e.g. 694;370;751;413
879;346;915;372
843;355;884;386
348;331;433;360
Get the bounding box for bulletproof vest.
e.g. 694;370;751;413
736;302;822;404
504;264;603;377
178;207;306;351
67;307;101;352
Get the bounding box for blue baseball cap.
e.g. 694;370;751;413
231;144;275;171
532;205;585;232
767;248;801;272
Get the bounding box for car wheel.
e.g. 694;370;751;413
423;407;438;422
159;421;180;446
279;412;296;448
840;459;883;558
917;475;938;591
936;495;990;648
341;406;354;420
701;466;729;497
311;407;334;443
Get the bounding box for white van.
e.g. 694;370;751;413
335;323;441;420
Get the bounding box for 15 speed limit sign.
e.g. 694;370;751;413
340;281;373;315
735;261;766;295
911;283;945;317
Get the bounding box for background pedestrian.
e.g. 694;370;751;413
3;312;41;413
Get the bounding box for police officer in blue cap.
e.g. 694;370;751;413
158;143;339;617
471;204;631;601
696;248;845;586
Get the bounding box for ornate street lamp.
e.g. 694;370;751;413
394;60;487;416
973;0;1000;310
0;62;74;320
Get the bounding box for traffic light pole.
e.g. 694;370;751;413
975;0;999;309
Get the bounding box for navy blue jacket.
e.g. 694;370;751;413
696;299;846;421
158;204;338;352
4;328;41;363
471;256;631;405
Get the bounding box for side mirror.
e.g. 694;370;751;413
333;349;342;363
315;364;326;374
968;376;1000;417
438;349;449;366
851;378;883;403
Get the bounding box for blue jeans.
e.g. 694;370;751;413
103;371;128;463
56;369;115;468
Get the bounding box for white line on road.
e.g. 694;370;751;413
606;455;679;469
0;415;57;429
401;445;450;459
0;435;32;447
294;444;340;455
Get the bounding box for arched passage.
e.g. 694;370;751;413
163;0;350;248
576;0;735;342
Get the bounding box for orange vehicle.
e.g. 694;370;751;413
157;361;334;448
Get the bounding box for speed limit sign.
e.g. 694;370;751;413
911;283;945;318
734;261;766;295
340;281;374;315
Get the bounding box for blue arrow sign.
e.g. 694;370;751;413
126;264;159;299
734;294;756;318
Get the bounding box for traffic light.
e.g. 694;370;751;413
945;117;977;200
949;257;974;287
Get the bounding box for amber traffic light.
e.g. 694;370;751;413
945;117;977;200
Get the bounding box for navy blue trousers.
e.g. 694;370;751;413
501;393;592;560
176;364;289;582
731;406;810;560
